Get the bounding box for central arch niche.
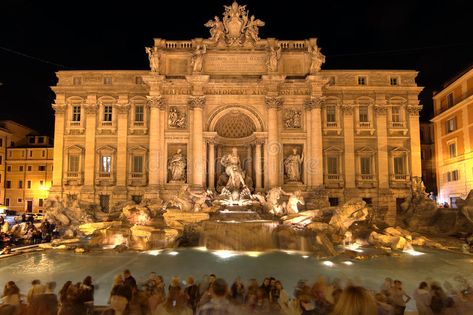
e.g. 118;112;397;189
214;111;256;138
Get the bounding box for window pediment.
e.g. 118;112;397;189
66;145;84;153
96;145;116;154
356;146;376;154
324;146;343;153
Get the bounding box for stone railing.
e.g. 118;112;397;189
164;41;193;49
279;41;307;49
324;174;344;188
390;121;405;128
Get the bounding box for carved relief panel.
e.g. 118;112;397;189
168;106;187;129
283;108;303;129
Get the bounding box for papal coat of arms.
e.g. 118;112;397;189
205;1;265;47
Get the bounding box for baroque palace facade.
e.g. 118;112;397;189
50;2;423;223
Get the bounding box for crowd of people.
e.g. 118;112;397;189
1;271;473;315
0;215;58;252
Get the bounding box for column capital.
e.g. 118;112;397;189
147;96;166;109
406;105;422;116
84;103;98;114
52;103;66;114
254;139;266;146
188;96;206;109
304;97;324;111
265;96;283;110
115;103;131;114
205;138;216;145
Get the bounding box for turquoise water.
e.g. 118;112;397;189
1;247;472;310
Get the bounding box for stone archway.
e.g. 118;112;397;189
206;107;265;192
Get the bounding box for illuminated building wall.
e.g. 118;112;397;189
4;135;53;213
432;66;473;207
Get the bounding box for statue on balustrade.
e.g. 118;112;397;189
244;15;265;43
308;43;325;74
266;44;281;72
284;147;304;182
191;45;207;73
145;47;160;72
220;147;247;191
168;149;187;182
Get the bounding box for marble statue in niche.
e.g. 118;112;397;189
284;147;303;182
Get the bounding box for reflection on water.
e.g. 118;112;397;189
1;248;472;311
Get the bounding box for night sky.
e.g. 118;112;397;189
1;0;472;136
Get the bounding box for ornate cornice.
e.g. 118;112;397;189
52;103;66;114
83;103;98;114
406;105;422;116
147;96;166;109
115;103;131;114
188;96;206;109
265;96;283;110
304;97;323;111
374;105;388;115
340;104;354;115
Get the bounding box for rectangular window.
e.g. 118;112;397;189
72;105;81;122
18;180;23;188
359;106;369;122
446;117;457;133
39;199;44;207
103;105;113;122
38;165;46;171
27;165;32;171
390;77;398;86
448;143;457;158
37;137;44;144
42;150;46;158
328;197;339;206
17;198;22;203
104;77;112;85
27;180;31;189
68;155;80;173
73;77;82;85
360;157;371;174
326;106;336;123
29;150;33;157
394;157;405;174
327;157;338;174
7;166;11;172
447;93;454;108
0;138;3;147
6;181;11;188
447;172;451;182
134;105;144;123
101;156;112;175
39;180;44;186
0;155;2;165
132;155;144;174
452;170;459;181
358;76;366;85
28;137;35;144
392;107;401;122
19;165;23;172
5;198;9;206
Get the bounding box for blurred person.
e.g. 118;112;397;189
331;285;377;315
197;278;237;315
375;293;394;315
389;280;410;315
28;281;58;315
27;279;45;304
185;276;199;312
413;282;432;315
230;277;245;305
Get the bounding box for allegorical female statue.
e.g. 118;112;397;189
191;45;207;73
145;46;160;72
168;149;186;182
308;43;325;74
266;44;281;72
284;147;304;182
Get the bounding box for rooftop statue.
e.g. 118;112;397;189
204;1;265;47
145;46;160;72
308;42;325;74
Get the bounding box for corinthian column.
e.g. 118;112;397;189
51;103;66;194
342;103;355;189
189;96;205;189
265;96;282;188
254;140;264;191
115;102;130;189
207;139;215;191
407;103;423;177
374;100;389;189
147;96;165;190
83;101;98;189
305;97;324;188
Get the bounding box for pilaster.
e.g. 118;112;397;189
375;95;389;189
341;102;356;188
407;99;423;178
83;97;98;199
51;102;66;195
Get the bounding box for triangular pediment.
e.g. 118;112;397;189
66;145;84;153
96;145;116;153
324;146;343;153
356;146;376;153
390;146;409;153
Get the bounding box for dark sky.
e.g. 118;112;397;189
1;0;472;136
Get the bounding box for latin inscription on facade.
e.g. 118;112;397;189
204;53;267;74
